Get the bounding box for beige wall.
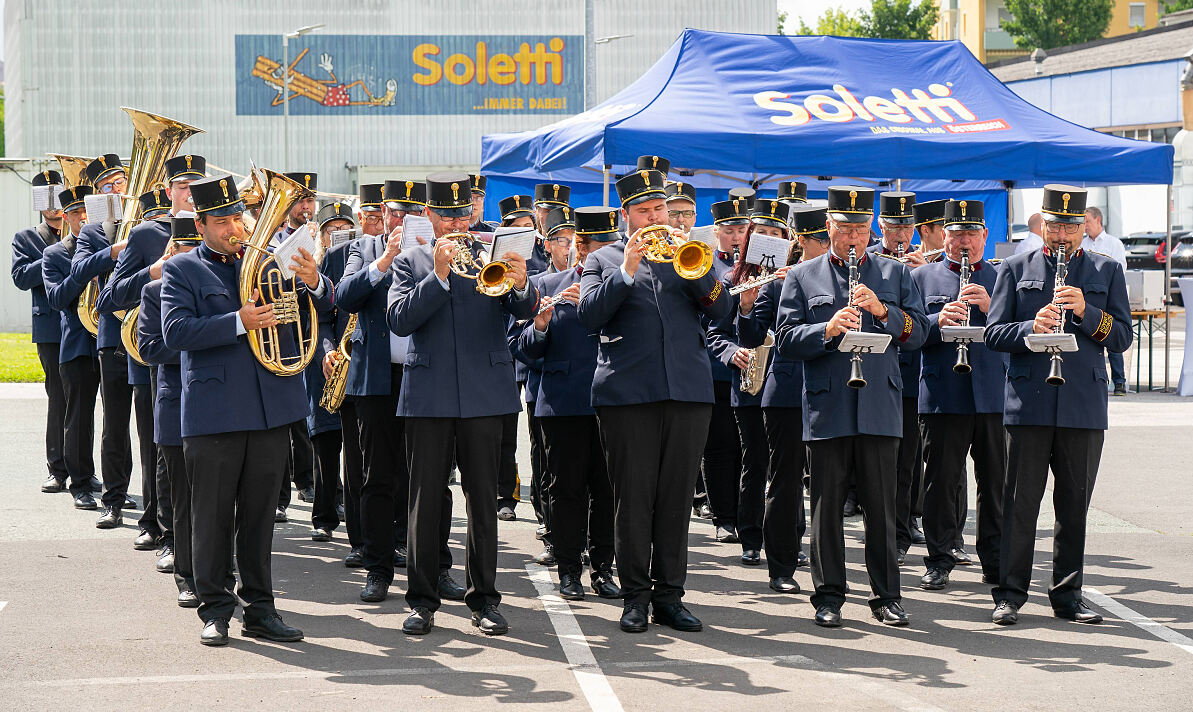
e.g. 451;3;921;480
1107;0;1159;37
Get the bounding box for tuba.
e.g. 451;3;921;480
48;154;93;189
445;232;515;296
639;224;714;280
77;108;203;335
231;168;320;377
120;307;146;366
319;313;358;413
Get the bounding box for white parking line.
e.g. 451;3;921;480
0;601;7;614
1086;587;1193;656
526;565;625;712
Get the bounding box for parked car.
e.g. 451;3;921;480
1123;232;1169;271
1167;232;1193;305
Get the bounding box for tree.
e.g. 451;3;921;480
1161;0;1193;13
778;9;788;35
1002;0;1113;50
795;7;866;36
859;0;939;40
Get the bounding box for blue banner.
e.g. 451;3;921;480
234;34;583;116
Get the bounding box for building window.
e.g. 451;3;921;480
1128;3;1145;29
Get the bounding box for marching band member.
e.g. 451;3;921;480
136;216;203;607
531;183;568;273
914;199;948;263
702;198;750;544
161;175;330;646
71;154;139;527
512;206;621;601
707;200;793;566
499;195;535;229
578;166;730;633
271;172;317;246
868;191;927;562
386;173;536;636
12;170;72;494
338;181;465;605
496;194;536;521
912;199;1006;592
383;179;427;234
776;180;808;211
42;185;100;510
468;174;495;233
775;186;928;628
985;185;1131;626
665;182;697;234
738;206;831;591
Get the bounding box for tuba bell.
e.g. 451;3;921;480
48;154;93;189
639;224;714;280
77;108;203;335
231;168;320;377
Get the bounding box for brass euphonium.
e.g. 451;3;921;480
48;154;93;189
319;313;358;413
120;238;180;366
231;168;320;377
445;232;515;296
77;108;203;335
639;224;714;280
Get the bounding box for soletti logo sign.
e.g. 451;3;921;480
753;83;1010;134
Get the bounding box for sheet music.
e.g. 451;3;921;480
330;227;362;247
32;185;56;211
273;224;317;281
83;194;123;223
490;226;538;262
401;215;434;249
744;234;791;270
687;225;716;248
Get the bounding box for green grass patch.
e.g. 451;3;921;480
0;333;45;383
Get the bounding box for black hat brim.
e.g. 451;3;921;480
93;168;126;184
172;236;203;245
715;218;750;226
198;201;246;218
142;207;171;220
319;216;356;230
622;191;666;207
358;204;384;213
944;222;986;231
828;212;872;224
1042;212;1085;224
429;206;474;218
750;216;788;229
169;172;205;183
501;209;534;221
384;201;424;212
545;224;576;237
879;215;915;225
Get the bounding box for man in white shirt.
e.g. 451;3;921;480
1081;206;1128;395
1013;213;1043;255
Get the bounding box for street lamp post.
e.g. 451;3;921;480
282;24;324;172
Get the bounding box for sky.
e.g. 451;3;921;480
778;0;872;31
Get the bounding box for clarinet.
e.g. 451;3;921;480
953;248;973;374
846;246;866;389
1046;243;1068;386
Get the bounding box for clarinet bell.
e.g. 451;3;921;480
1046;354;1065;386
953;345;972;374
847;355;866;389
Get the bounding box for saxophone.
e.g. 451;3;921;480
740;332;774;395
319;313;358;413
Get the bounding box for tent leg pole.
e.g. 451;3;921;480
1006;182;1013;244
603;165;610;208
1165;184;1173;392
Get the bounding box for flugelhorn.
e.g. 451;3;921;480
640;224;713;280
445;232;515;296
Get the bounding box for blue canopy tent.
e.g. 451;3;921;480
480;30;1174;256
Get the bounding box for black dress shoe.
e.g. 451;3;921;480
200;619;229;646
133;530;157;550
559;573;585;600
403;607;435;635
343;548;364;568
41;475;66;493
533;544;556;566
920;568;949;590
471;604;509;636
438;571;466;601
910;518;926;545
769;576;800;594
310;527;332;542
360;572;390;602
156;545;175;573
814;606;842;627
297;487;315;503
123;495;137;509
651;602;703;632
950;547;973;565
86;476;103;493
842;496;859;518
1054;601;1103;624
274;507;287;523
740;549;762;566
896;548;907;566
73;492;97;510
992;600;1019;625
394;546;407;568
591;570;622;599
873;601;909;626
796;550;810;568
620;603;649;633
96;507;122;529
243;613;304;642
177;589;200;608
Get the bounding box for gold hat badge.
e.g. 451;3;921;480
451;182;459;201
552;183;561;199
185;155;193;170
609;211;616;227
849;190;857;209
960;200;967;217
1062;192;1071;210
899;197;906;211
770;200;778;215
220;179;228;198
304;175;312;188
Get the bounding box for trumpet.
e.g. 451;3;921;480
953;248;972;374
1046;243;1069;386
639;224;714;280
319;313;358;413
445;231;515;296
846;246;866;389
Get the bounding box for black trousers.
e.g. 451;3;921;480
921;413;1005;577
526;400;551;538
539;415;615;579
994;426;1103;610
97;347;134;509
161;444;194;593
135;379;167;540
702;381;741;530
894;397;923;550
597;401;711;606
59;355;99;494
340;399;364;548
762;407;807;578
497;406;521;511
405;416;502;613
733;405;769;552
311;430;343;530
278;420;314;510
37;342;68;482
807;434;901;611
185;424;289;623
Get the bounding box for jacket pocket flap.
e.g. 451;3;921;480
200;284;230;299
185;364;224;384
1016;279;1044;291
925;295;951;305
489;349;513;366
1008;362;1031;380
543;360;570;374
807;294;835;308
876;290;897;303
1084;281;1108;294
805;376;830;394
921;363;941;378
772;361;795;376
404;352;429;368
888;373;903;390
